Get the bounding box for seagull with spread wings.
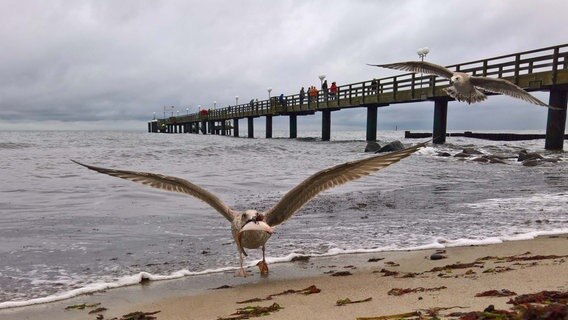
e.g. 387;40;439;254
368;61;560;109
73;142;426;277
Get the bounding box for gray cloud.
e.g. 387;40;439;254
0;0;565;131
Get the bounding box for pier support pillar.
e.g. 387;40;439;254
433;99;448;144
322;110;331;141
221;121;227;136
233;118;239;137
266;116;273;138
366;105;378;141
201;121;207;134
545;88;567;150
208;121;214;134
289;114;297;139
148;122;151;133
247;117;254;138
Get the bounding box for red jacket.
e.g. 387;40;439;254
329;83;337;94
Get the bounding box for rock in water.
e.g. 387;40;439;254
364;141;381;153
518;150;544;162
462;147;483;155
376;141;404;153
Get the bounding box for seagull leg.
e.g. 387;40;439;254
235;251;249;277
257;245;269;275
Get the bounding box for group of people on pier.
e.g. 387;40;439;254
299;80;338;105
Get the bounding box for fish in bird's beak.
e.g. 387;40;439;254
239;221;274;234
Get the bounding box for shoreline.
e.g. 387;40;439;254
2;234;567;320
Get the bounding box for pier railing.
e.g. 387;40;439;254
162;43;568;126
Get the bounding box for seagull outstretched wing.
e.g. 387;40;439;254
263;142;427;227
368;61;454;79
72;160;236;222
469;76;555;108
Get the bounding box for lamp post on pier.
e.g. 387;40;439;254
417;47;430;88
417;47;430;61
267;88;272;99
235;96;239;106
318;75;326;86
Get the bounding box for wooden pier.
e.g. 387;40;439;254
148;44;568;150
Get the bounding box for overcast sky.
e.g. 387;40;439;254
0;0;566;132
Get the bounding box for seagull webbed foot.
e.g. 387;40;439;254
235;267;250;277
257;260;269;275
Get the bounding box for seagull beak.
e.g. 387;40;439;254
240;221;274;234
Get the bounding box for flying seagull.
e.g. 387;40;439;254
72;141;426;277
368;61;560;109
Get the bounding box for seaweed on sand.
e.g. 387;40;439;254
387;286;447;296
336;297;372;306
218;303;282;320
236;285;320;304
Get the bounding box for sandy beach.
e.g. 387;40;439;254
2;234;567;320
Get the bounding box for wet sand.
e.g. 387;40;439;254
2;234;567;320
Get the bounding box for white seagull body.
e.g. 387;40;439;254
73;141;426;277
369;61;559;109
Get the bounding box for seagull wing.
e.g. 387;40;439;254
368;61;454;79
469;76;553;108
263;142;427;227
72;160;236;222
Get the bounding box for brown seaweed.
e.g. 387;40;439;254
119;311;161;320
65;302;101;310
89;307;108;314
387;286;447;296
357;311;420;320
236;285;320;304
428;262;483;272
218;303;282;320
475;289;517;297
336;297;372;306
374;268;399;277
507;290;568;305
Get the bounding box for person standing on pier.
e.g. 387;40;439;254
279;94;287;112
329;81;337;100
370;78;378;94
308;86;318;103
299;87;305;106
321;80;328;101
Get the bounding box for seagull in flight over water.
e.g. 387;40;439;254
73;142;426;277
368;61;561;109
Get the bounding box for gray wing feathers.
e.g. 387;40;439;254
263;142;427;227
370;61;454;79
72;160;235;222
469;76;551;107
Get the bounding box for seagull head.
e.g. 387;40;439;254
450;73;466;85
239;210;274;234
